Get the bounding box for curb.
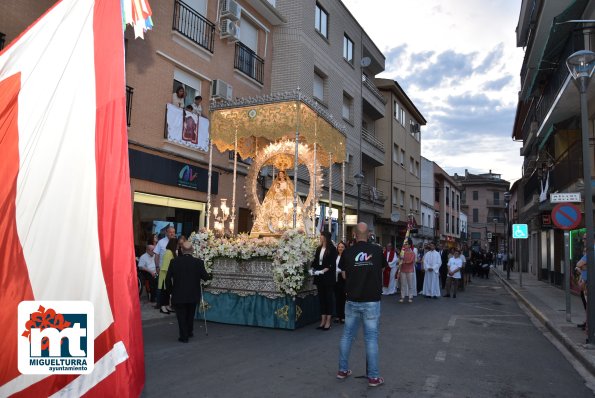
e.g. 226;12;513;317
493;268;595;378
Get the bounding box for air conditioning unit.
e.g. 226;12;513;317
220;18;240;42
211;79;233;101
410;121;420;134
221;0;241;21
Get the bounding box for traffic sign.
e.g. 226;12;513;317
512;224;528;239
551;203;582;230
487;232;492;239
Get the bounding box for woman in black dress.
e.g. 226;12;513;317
334;241;347;324
311;231;337;330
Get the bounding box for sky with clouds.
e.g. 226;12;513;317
342;0;525;183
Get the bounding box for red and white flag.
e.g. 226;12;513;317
0;0;145;396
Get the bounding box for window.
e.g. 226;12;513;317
400;149;405;166
452;215;455;234
415;161;420;177
451;191;455;208
399;108;405;125
493;191;500;205
400;190;405;207
239;17;258;52
173;68;202;108
185;0;206;15
393;144;399;163
456;217;460;234
409;157;414;174
315;3;328;38
456;195;460;211
472;208;478;223
393;100;398;119
446;212;450;233
472;191;478;200
428;214;432;228
410;195;414;211
435;185;440;202
313;70;324;101
445;187;450;206
415;198;420;212
342;93;352;121
343;34;353;63
393;187;398;206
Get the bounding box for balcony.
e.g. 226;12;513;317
359;183;386;215
234;42;264;84
416;226;434;238
519;29;595;146
362;74;385;119
486;199;504;208
361;128;385;167
172;0;216;53
126;85;133;127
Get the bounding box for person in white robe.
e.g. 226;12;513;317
421;242;442;298
382;243;398;295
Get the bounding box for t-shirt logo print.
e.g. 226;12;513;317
355;252;373;261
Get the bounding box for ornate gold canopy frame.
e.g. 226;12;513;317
206;91;349;238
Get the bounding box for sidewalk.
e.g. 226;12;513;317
492;265;595;377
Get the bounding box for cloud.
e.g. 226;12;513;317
401;50;477;90
474;43;505;74
482;75;513;91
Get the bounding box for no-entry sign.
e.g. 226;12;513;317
551;203;582;230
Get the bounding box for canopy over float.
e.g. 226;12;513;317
206;91;348;237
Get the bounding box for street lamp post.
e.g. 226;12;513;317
504;192;511;280
493;217;498;254
354;172;364;223
567;50;595;344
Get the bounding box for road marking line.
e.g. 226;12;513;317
447;315;457;327
442;332;452;343
423;375;440;394
434;350;446;362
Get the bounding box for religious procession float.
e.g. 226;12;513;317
190;91;348;329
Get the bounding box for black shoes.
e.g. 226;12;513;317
178;337;188;343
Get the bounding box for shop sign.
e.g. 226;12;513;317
345;215;358;225
550;192;581;203
129;149;218;194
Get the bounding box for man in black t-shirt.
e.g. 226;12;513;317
337;222;385;387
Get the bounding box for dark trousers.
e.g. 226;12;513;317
440;265;447;289
415;267;424;293
174;302;197;341
317;284;334;315
159;287;170;307
334;280;346;319
139;271;157;302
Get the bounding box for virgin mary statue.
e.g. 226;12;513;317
250;170;312;236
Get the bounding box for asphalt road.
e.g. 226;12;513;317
142;276;595;397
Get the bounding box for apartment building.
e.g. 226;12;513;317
433;163;462;247
122;0;284;251
270;0;386;237
419;157;436;244
375;79;426;246
513;0;594;284
454;170;510;253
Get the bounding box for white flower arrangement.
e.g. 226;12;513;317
189;229;317;295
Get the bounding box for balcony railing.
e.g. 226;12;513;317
361;183;385;203
126;85;133;127
362;74;386;104
234;42;264;84
551;141;582;192
172;0;216;53
361;128;385;151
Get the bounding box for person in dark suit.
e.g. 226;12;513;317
439;246;450;290
311;230;337;330
165;240;210;343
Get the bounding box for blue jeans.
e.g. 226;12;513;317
338;300;381;378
